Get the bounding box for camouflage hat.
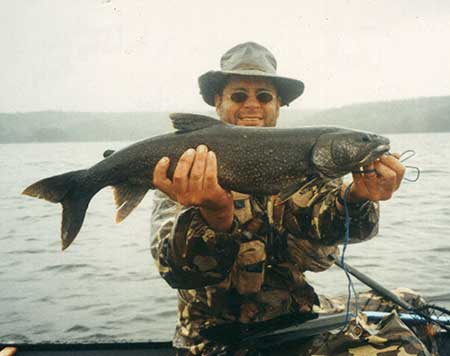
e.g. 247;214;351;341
198;42;305;107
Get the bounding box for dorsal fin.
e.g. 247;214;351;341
169;113;226;132
103;149;115;158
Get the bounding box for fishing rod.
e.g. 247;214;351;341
334;258;450;333
334;258;413;311
200;309;450;351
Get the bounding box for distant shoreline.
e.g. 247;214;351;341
1;96;449;143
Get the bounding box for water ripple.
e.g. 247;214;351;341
66;325;91;333
68;303;106;312
9;249;47;255
0;334;31;343
40;263;94;272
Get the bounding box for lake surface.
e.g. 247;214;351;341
1;132;449;343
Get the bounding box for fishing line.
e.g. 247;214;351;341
340;182;360;327
339;150;450;338
339;150;420;324
340;149;420;327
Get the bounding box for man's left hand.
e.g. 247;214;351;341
0;347;17;356
342;153;405;203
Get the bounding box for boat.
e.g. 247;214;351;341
0;342;175;356
3;333;450;356
3;312;450;356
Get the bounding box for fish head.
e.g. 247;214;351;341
311;129;390;178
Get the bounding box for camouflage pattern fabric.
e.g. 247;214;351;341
297;309;431;356
309;289;434;356
150;178;384;355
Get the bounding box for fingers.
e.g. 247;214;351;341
152;156;172;192
373;161;397;198
380;154;405;187
361;162;379;192
189;145;208;195
349;151;406;202
152;145;229;209
204;150;219;189
350;163;376;201
172;148;196;198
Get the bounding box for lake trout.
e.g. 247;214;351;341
22;113;390;250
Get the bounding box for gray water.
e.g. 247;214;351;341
1;133;449;344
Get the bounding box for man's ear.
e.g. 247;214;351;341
214;94;222;115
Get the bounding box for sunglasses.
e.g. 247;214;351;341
230;91;275;104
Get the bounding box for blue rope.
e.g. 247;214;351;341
339;151;419;328
340;182;359;326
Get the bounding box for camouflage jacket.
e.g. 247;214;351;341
150;178;380;355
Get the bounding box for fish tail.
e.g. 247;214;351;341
22;170;94;250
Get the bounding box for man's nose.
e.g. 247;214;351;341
243;94;261;108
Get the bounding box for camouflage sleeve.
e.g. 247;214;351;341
150;190;240;289
291;178;379;246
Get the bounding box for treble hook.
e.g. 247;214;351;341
399;150;420;182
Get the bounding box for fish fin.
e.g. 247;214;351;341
169;113;226;132
275;178;319;206
103;149;115;158
22;170;87;203
61;194;92;250
113;181;149;223
22;170;94;250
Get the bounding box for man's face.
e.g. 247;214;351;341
215;76;281;127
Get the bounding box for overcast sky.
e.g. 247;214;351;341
1;0;450;112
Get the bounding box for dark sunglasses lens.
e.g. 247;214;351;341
256;92;273;103
230;92;248;103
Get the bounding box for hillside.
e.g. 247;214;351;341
1;96;449;143
288;96;450;133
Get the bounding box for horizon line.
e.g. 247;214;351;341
1;95;449;115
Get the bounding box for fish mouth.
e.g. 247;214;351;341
357;144;391;166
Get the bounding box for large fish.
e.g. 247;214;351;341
22;113;390;250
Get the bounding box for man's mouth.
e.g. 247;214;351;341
239;116;262;120
237;117;264;126
238;116;263;123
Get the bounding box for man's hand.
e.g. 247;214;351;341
153;145;234;231
0;347;17;356
339;153;405;207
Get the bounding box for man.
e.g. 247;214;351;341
150;42;422;355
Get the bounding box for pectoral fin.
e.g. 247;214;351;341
276;178;319;206
112;181;149;223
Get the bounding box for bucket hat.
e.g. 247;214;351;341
198;42;304;107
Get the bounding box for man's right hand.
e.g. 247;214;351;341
152;145;234;232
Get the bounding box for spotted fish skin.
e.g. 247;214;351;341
22;113;389;250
